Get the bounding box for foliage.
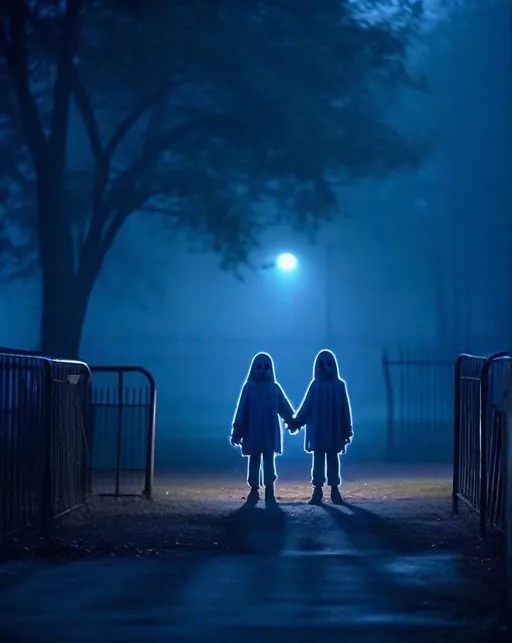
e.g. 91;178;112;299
0;0;427;353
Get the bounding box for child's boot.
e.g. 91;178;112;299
309;486;323;505
265;485;277;506
330;486;343;505
247;487;260;506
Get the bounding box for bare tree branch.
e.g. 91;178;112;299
100;205;137;256
70;66;104;160
104;89;168;159
69;67;109;265
139;206;180;216
2;1;48;169
48;0;83;175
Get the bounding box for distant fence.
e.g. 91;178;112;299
452;352;510;536
382;350;454;462
89;366;156;498
0;348;91;538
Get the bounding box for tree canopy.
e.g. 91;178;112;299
0;0;426;355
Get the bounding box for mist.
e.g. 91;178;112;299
1;0;510;471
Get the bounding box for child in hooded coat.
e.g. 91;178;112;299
291;349;353;505
231;352;295;505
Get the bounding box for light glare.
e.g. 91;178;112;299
276;253;297;272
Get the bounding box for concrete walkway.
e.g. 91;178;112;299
0;501;497;643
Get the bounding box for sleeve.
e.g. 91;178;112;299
294;381;315;426
340;380;353;441
231;383;249;438
276;384;295;424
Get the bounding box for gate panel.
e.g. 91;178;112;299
0;352;47;536
47;359;92;520
90;367;156;498
452;352;510;536
0;349;91;536
452;353;486;514
480;353;510;534
382;350;454;462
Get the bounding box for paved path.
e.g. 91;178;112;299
0;501;496;642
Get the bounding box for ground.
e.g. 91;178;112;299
0;464;508;642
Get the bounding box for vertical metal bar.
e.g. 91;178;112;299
115;370;124;496
41;359;53;537
452;355;463;514
7;360;15;531
502;359;512;623
144;379;157;500
84;375;93;495
480;358;490;537
481;353;510;536
0;356;6;534
126;385;134;489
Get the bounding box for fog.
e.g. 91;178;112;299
1;0;510;469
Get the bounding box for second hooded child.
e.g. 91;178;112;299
290;349;353;505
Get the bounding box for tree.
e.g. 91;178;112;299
0;0;426;358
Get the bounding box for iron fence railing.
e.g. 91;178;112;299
452;352;510;536
0;348;91;538
89;366;156;499
382;350;454;462
452;353;486;519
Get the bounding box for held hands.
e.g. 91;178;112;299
230;435;242;446
286;418;303;434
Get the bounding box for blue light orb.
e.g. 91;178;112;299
276;252;297;272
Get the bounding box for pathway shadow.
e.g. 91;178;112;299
222;502;287;556
322;501;424;556
320;501;480;624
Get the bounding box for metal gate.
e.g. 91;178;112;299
382;350;454;462
453;352;510;535
89;366;156;498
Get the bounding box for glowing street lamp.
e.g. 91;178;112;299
276;252;297;272
260;252;298;272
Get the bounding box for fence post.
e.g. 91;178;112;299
452;355;463;515
480;353;510;537
40;360;53;536
86;381;94;495
115;370;124;496
382;350;395;462
480;358;492;537
502;359;512;622
82;374;93;496
144;386;157;500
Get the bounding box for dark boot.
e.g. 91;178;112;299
330;486;343;505
265;485;277;506
309;486;323;505
246;488;260;506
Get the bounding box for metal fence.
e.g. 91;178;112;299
0;348;91;538
451;353;485;520
89;366;156;498
382;350;454;462
452;352;510;536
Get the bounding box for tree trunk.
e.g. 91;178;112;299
37;177;92;360
40;277;89;360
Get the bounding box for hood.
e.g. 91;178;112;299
313;349;339;381
247;352;275;383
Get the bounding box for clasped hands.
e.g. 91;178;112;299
286;418;303;434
